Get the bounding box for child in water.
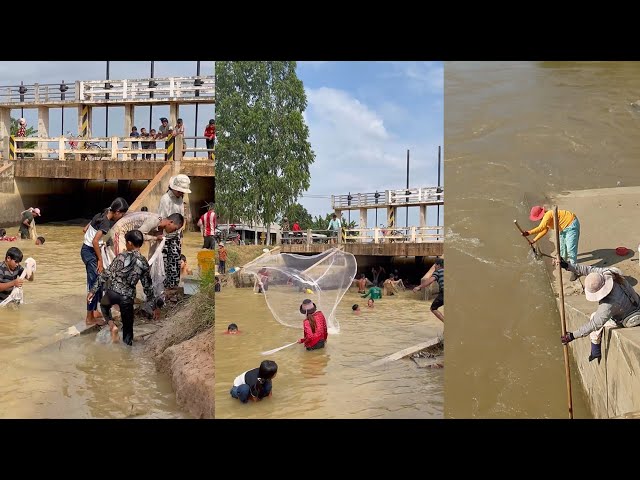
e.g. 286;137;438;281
226;323;239;334
298;299;328;350
87;230;159;345
35;236;45;245
230;360;277;403
367;298;375;308
179;254;192;276
0;229;17;242
352;304;361;315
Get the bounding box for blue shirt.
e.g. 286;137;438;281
328;218;341;231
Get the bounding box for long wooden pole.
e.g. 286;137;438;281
552;205;574;419
513;220;537;256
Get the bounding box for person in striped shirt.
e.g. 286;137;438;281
414;258;444;323
197;206;216;250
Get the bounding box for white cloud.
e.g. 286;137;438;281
384;61;444;95
297;61;330;69
300;86;442;224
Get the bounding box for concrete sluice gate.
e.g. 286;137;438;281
0;175;214;227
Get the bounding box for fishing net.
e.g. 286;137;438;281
242;248;357;334
101;211;166;301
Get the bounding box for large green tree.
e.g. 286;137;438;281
216;61;315;244
279;202;314;230
10;117;37;157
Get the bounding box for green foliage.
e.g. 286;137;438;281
216;61;315;231
280;202;314;230
10;117;37;157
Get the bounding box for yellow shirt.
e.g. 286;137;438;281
529;210;575;243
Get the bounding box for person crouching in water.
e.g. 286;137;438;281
298;299;328;350
87;230;159;345
230;360;277;403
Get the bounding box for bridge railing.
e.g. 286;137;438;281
9;135;214;161
388;187;443;205
342;226;444;244
0;83;77;104
79;76;215;103
280;226;444;245
281;229;332;245
0;76;214;104
332;186;444;209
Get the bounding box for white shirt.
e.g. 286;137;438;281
158;190;184;218
233;371;249;387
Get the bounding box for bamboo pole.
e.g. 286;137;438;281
553;205;574;419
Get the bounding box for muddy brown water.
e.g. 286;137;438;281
443;61;640;418
0;225;204;418
215;283;443;419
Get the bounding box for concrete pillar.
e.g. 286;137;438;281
359;207;367;240
124;105;134;160
387;207;397;228
0;107;11;160
124;104;134;135
169;103;179;128
419;205;427;227
37;107;49;160
78;105;92;137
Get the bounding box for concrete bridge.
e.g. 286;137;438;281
0;74;214;226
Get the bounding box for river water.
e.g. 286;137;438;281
0;225;204;418
216;285;444;418
443;61;640;418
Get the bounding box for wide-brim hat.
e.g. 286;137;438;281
585;272;614;302
169;174;191;194
529;206;545;222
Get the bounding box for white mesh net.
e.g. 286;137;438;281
243;248;357;334
0;257;36;307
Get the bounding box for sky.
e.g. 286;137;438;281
1;61;214;153
295;61;443;228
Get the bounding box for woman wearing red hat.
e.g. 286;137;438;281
522;205;580;280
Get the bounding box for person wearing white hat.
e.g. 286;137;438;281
558;259;640;363
158;174;191;292
18;207;41;240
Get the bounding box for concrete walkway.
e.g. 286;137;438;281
544;186;640;418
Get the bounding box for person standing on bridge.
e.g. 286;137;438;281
328;213;341;244
197;205;216;250
158;175;191;295
522;205;581;281
556;258;640;363
204;119;215;160
157;118;171;161
18;207;40;240
281;217;290;245
414;258;444;323
174;118;186;155
16;118;27;159
81;197;129;326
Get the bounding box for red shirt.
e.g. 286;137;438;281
199;210;216;236
292;223;301;232
204;125;215;140
301;311;328;348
